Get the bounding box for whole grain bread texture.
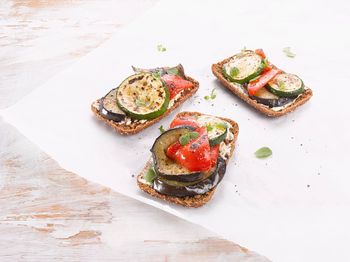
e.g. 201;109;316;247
137;111;239;208
91;76;199;135
212;56;313;117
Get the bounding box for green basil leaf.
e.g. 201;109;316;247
204;88;217;100
135;98;151;107
210;88;217;99
283;47;296;58
230;67;240;78
152;71;162;79
159;125;166;133
179;131;199;146
135;99;146;107
157;44;167;52
144;167;157;183
255;147;273;158
262;58;269;68
166;68;179;75
206;124;214;132
216;122;228;130
278;81;286;91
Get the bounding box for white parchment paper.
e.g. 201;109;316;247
2;0;350;261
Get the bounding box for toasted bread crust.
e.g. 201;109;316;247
137;112;239;208
91;76;199;135
137;160;216;208
212;57;313;117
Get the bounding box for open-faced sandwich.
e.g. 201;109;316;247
212;49;313;117
91;65;199;135
137;112;239;207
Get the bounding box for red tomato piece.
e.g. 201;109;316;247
247;68;281;96
170;116;200;129
262;65;272;74
162;74;194;99
173;127;212;172
166;141;182;160
255;49;266;59
210;145;220;167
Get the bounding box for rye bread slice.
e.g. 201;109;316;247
137;111;239;208
212;56;313;117
91;76;199;135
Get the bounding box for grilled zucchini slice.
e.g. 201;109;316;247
266;73;304;98
196;115;228;146
223;50;266;84
116;73;169;120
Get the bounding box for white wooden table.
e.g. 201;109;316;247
0;1;269;261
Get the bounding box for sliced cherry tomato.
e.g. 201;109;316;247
248;68;281;96
170;116;200;129
173;127;211;172
255;49;266;59
210;145;220;167
161;74;194;99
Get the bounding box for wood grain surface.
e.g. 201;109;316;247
0;1;270;261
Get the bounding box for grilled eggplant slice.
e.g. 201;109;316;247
151;126;208;182
99;88;126;122
153;156;226;197
132;64;186;79
116;73;170;120
250;87;293;108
